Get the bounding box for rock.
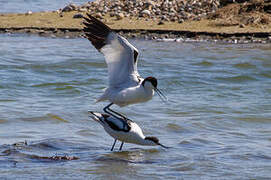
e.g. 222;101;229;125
220;0;236;6
69;3;78;10
94;12;103;19
78;8;88;12
62;3;77;12
158;20;164;25
239;24;245;28
131;34;137;38
62;5;73;12
59;0;222;25
161;15;169;21
155;9;161;15
171;16;178;22
178;19;184;23
109;12;115;17
73;13;84;19
140;9;151;17
38;30;45;34
193;16;201;21
116;12;124;20
53;28;58;33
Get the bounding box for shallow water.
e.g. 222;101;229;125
0;34;271;179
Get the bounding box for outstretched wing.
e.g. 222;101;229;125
83;14;140;88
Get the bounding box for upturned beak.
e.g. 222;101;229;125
157;142;169;149
154;88;168;103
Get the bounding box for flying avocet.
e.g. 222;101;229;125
83;14;167;119
89;111;167;151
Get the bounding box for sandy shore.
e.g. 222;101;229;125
1;10;271;43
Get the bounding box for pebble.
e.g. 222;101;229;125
239;24;245;28
140;10;151;17
61;0;221;22
69;3;78;10
47;0;270;43
73;13;84;19
62;3;78;12
116;12;124;20
157;21;165;25
178;19;184;24
62;5;73;12
78;8;88;12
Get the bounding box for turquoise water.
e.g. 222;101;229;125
0;33;271;179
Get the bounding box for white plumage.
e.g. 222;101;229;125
83;14;167;119
99;33;140;88
89;111;167;151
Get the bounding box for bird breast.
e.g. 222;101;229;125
110;85;154;107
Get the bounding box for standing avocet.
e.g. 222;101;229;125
88;111;167;151
83;14;167;119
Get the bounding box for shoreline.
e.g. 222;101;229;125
1;26;271;44
0;10;271;43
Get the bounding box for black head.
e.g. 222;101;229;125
145;136;169;149
142;77;157;88
142;77;168;103
145;136;159;144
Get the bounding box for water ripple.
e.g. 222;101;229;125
233;62;256;69
215;75;257;83
1;35;271;179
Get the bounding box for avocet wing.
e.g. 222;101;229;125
83;14;140;88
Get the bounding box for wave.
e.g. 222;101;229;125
215;75;256;83
233;62;256;69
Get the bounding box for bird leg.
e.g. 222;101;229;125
119;142;124;151
111;139;117;151
103;103;128;120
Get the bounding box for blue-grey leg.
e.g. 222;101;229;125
119;142;124;151
103;103;128;120
111;139;117;151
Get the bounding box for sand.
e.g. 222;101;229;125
0;9;271;42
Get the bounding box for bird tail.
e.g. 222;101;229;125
88;111;103;122
88;111;109;126
95;94;107;103
95;88;108;103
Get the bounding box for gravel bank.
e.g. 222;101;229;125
0;0;271;43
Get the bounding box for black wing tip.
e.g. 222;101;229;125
83;13;112;31
83;13;112;51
